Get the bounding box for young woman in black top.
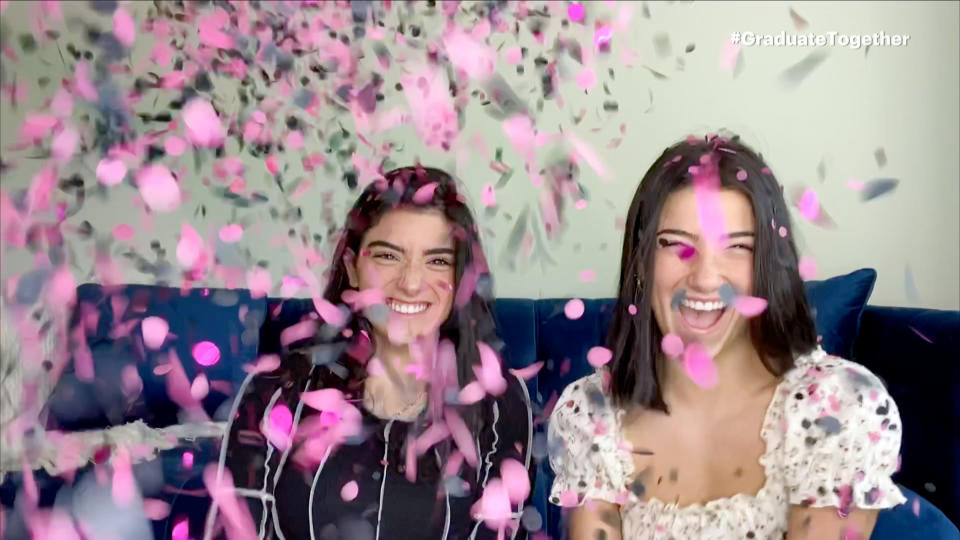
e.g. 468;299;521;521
204;166;534;540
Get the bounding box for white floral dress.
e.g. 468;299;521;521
548;347;906;540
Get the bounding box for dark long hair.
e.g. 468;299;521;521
288;165;501;484
606;134;818;412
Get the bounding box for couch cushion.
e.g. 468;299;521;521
46;284;266;430
855;305;960;527
804;268;877;359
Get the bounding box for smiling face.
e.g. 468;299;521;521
650;186;756;358
347;208;456;346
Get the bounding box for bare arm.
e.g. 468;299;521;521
787;506;879;540
569;500;622;540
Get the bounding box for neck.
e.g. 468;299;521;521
662;335;775;410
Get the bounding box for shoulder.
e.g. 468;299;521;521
780;347;898;420
549;372;617;439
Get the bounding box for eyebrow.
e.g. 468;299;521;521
656;229;755;240
365;240;455;256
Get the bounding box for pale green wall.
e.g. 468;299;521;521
1;1;957;309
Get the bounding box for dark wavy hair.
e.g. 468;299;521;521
287;165;502;485
606;134;818;412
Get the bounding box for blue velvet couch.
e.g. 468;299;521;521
1;273;957;539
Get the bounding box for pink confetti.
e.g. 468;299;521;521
719;38;741;72
112;224;135;241
476;341;507;395
736;169;748;181
183;98;225;147
481;184;496;207
182;451;194;470
912;497;921;516
683;343;717;388
74;61;98;101
778;226;788;238
412;182;439;204
444;408;479;467
443;27;496;81
246;267;272;298
144;498;171;520
314;296;347;327
190;373;210;400
475;479;511;530
243;354;282;374
121;364;143;397
508;361;544;381
732;296;768;318
797;188;820;221
197;9;234;49
661;333;684;357
97;157;128;186
20;113;59;144
401;64;458;150
51;125;79;163
578;269;596;282
627;304;638;315
574;199;588;210
303;388;345;412
176;223;204;269
692;162;727;247
458;381;486;405
594;26;614;50
27;164;56;212
202;465;257;539
137;164;181;212
558;490;579;507
192;341;220;367
113;7;136;47
568;3;586;22
142;316;169;349
575;68;596;90
171;517;188;540
340;481;359;502
847;178;866;191
500;458;530;504
567;133;612;181
587;346;613;368
798;256;818;280
218;224;243;243
504;46;522;65
164;135;187;156
564;299;585;319
51;86;73;118
264;403;293;451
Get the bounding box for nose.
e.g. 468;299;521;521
687;247;724;294
397;261;423;295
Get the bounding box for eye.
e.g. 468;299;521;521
372;252;399;261
428;257;453;267
729;243;754;252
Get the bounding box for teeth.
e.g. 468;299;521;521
389;301;428;314
680;299;727;312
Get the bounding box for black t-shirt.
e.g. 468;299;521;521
208;356;534;540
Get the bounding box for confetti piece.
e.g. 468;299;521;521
164;135;187;156
628;304;637;315
579;269;596;282
908;325;933;344
74;61;98;101
508;361;544;381
51;125;79;163
797;188;819;221
564;298;585;319
780;51;829;88
861;178;899;201
567;133;612;181
912;497;921;516
340;481;359;502
113;7;136;47
789;7;809;29
504;46;522;65
412;182;439;204
594;25;614;51
778;226;788;238
476;479;511;531
183;98;225;148
459;381;486;405
182;452;194;470
190;373;210;400
264;403;293;451
798;256;818;280
500;458;531;504
176;223;204;269
732;296;768;318
137;165;181;213
144;499;171;520
481;184;496;207
736;169;748;181
846;178;865;191
218;224;243;243
476;341;507;395
575;68;596;90
192;341;220;367
96;158;128;186
719;38;740;72
874;147;887;167
568;3;586;22
661;333;684;358
246;267;272;298
587;346;613;368
692;162;727;248
683;343;717;388
141;316;169;349
445;408;479;467
443;27;496;81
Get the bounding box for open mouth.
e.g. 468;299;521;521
678;298;729;332
387;298;430;316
